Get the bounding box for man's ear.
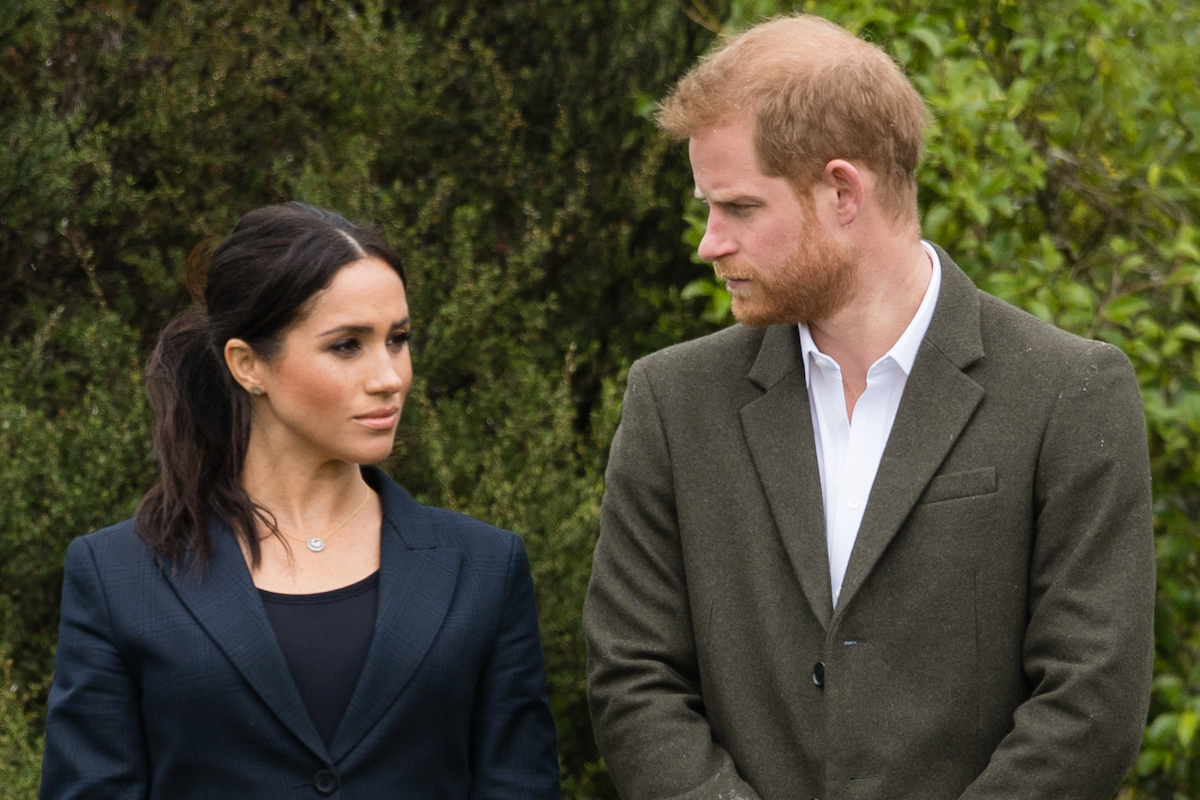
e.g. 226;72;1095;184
822;159;865;225
224;338;266;396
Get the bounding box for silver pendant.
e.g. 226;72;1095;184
307;537;326;553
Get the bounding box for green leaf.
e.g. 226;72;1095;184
908;27;942;58
681;278;716;301
1181;111;1200;140
1137;747;1164;776
1103;295;1152;326
1179;711;1198;747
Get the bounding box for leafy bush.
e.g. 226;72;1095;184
0;301;153;796
0;655;44;800
1;0;712;795
0;302;155;687
4;0;1199;796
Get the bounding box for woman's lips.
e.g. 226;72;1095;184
354;407;400;430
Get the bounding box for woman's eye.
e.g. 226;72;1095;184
388;330;412;348
330;338;361;355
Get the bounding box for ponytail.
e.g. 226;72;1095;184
135;309;262;567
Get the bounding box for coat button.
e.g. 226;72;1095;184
812;661;825;688
313;769;338;796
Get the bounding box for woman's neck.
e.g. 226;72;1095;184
240;437;369;534
239;438;383;594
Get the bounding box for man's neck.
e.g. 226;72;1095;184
807;238;933;415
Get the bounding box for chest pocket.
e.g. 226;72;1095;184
918;466;996;504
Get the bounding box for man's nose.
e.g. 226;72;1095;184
696;213;735;263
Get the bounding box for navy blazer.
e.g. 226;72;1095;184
40;467;560;800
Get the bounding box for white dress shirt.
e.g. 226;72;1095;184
799;241;942;609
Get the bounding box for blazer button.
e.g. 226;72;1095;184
312;769;338;796
812;661;825;688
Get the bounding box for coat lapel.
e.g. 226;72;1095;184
834;254;986;615
740;325;833;630
329;470;462;762
163;521;328;761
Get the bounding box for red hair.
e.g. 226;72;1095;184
658;15;927;224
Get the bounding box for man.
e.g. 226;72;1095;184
583;14;1154;800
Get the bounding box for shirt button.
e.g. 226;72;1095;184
312;769;338;796
812;661;825;688
847;496;861;509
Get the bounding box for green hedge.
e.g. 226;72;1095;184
3;0;1200;798
2;0;714;795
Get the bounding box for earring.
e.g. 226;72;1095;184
250;386;264;396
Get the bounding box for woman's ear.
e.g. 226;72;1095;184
224;338;266;396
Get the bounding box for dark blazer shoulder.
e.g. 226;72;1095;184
929;250;1130;381
975;289;1132;376
636;323;765;375
368;467;523;561
74;471;525;570
74;516;141;549
68;516;157;576
630;324;772;406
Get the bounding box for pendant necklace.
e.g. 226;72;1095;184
270;489;372;553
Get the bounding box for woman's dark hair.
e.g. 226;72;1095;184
135;202;406;568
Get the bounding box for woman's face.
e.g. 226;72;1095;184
245;256;411;466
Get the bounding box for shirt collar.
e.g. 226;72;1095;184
799;240;942;385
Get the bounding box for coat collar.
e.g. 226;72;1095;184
163;467;462;765
741;326;834;629
328;469;463;762
835;255;984;619
740;249;986;629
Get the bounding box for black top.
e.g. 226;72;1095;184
259;571;380;747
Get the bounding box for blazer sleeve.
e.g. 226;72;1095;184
960;342;1156;799
40;536;149;800
468;533;561;800
584;360;763;800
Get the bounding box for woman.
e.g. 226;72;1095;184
40;203;560;799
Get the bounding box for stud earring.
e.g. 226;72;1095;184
250;386;264;396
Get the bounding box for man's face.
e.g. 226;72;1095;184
689;117;856;327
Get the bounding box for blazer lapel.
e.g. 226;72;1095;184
329;471;463;762
835;254;986;615
163;521;328;761
741;324;833;630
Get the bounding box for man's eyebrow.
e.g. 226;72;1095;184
694;189;764;205
316;317;411;337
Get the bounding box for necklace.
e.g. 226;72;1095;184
267;489;372;553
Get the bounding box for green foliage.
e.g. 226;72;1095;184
0;655;42;800
0;301;153;795
681;0;1200;795
0;302;155;686
0;0;715;795
6;0;1199;795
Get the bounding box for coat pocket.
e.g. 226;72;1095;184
847;775;881;800
918;466;997;504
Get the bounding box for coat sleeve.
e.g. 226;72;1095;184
584;361;763;800
40;536;149;800
468;533;561;800
960;342;1155;799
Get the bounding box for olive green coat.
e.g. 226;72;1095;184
584;250;1154;800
